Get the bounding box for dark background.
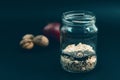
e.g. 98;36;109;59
0;0;120;80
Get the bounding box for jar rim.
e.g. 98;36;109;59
63;10;95;19
62;10;96;24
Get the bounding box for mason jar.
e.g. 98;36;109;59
60;10;98;73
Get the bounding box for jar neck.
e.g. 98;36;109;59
62;10;96;27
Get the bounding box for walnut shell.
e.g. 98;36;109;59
20;39;34;49
22;34;34;40
33;35;49;47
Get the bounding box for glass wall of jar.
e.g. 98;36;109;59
60;10;98;73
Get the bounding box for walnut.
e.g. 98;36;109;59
20;39;34;49
33;35;49;47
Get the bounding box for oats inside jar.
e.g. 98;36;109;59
60;43;97;73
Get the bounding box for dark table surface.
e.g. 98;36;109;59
0;0;120;80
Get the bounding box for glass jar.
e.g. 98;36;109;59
60;10;98;73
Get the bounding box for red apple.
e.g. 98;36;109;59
43;22;60;41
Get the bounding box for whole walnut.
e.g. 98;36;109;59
33;35;49;47
20;39;34;49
